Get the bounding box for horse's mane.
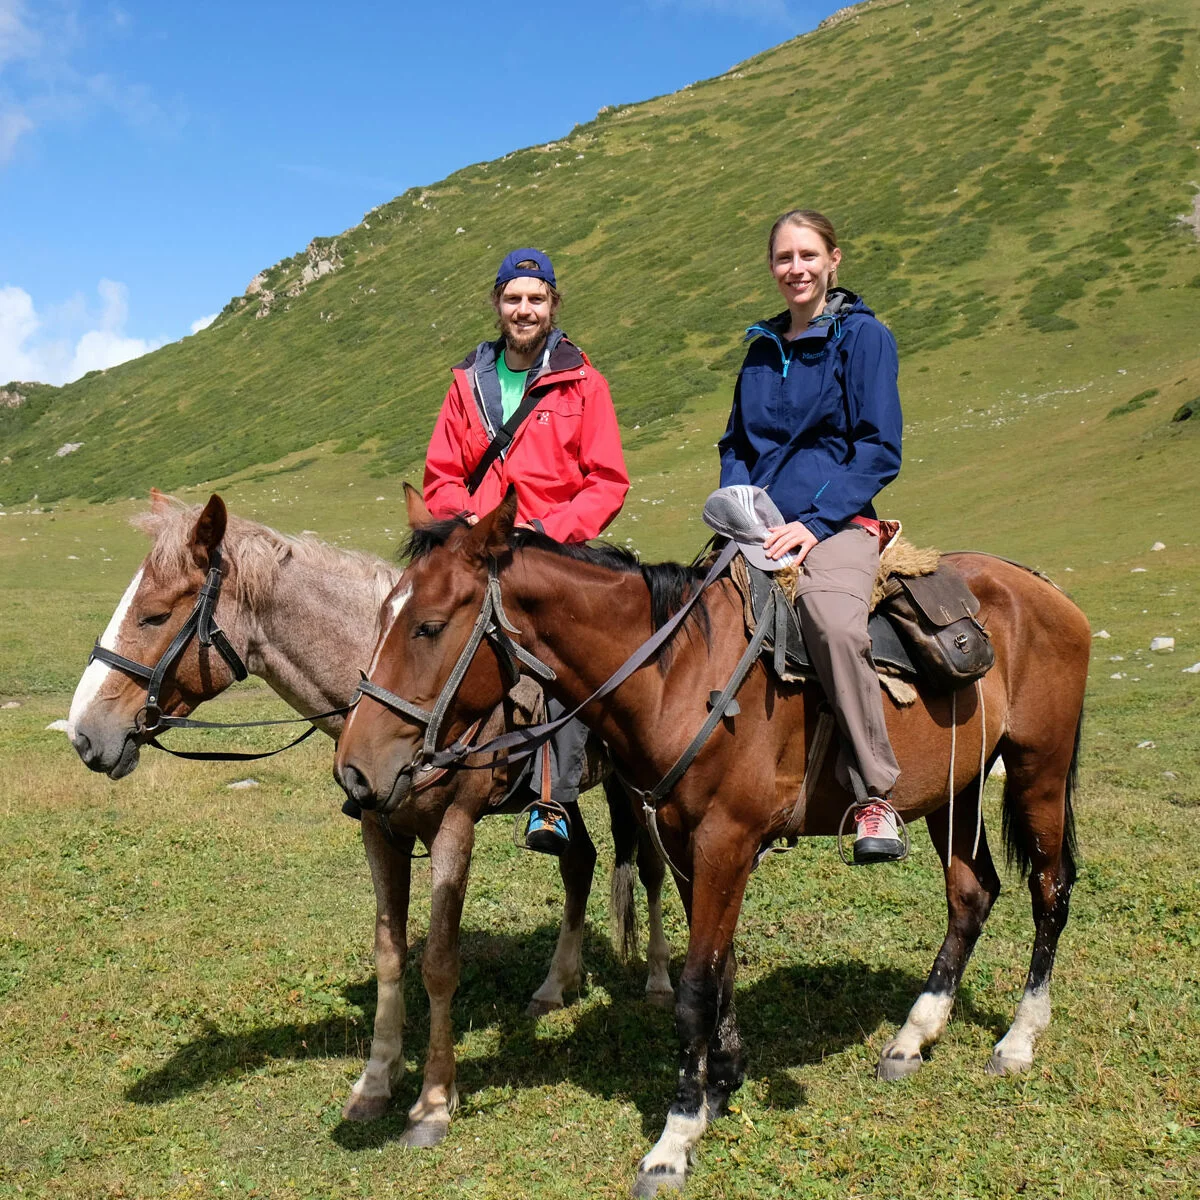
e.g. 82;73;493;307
405;517;712;656
132;495;399;610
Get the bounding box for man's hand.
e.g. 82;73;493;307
764;520;818;565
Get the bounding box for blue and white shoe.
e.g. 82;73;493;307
525;805;569;855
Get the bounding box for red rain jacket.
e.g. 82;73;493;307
423;333;629;543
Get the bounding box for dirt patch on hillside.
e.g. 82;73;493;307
1179;188;1200;240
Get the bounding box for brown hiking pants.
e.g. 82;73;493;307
793;525;901;796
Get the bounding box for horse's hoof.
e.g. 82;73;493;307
341;1091;390;1122
645;987;675;1011
526;997;564;1017
986;1052;1032;1076
632;1166;687;1198
876;1051;923;1081
401;1117;451;1148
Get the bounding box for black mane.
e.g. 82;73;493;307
403;518;713;655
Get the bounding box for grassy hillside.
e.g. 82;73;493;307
2;0;1198;511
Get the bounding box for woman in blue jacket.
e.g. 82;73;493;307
718;209;905;863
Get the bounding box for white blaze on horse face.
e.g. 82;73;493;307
388;584;414;626
67;568;144;737
367;584;413;676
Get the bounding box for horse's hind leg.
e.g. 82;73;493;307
343;814;414;1122
878;791;1001;1080
528;801;597;1016
603;777;673;1006
988;727;1080;1075
638;826;674;1009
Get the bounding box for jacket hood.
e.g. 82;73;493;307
745;288;873;343
453;328;583;375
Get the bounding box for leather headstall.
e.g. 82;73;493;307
88;545;248;734
355;556;557;772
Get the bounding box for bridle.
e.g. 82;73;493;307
355;557;556;773
354;541;741;790
88;546;248;734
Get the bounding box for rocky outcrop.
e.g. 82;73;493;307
246;241;343;319
1;388;25;408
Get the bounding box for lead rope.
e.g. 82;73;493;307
947;689;958;855
974;679;987;859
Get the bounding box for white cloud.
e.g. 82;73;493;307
0;0;177;166
0;1;41;69
0;279;164;385
0;108;32;158
189;312;217;335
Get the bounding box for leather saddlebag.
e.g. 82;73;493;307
883;564;994;687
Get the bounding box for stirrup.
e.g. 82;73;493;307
512;796;571;851
837;795;909;866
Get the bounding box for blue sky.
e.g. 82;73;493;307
0;0;846;385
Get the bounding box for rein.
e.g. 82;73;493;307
354;540;747;856
355;557;557;770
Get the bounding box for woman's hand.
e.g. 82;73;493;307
764;520;819;565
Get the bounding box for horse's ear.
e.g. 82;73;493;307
150;487;171;514
404;483;434;529
189;494;227;568
461;487;517;561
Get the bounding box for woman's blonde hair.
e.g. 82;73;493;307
767;209;838;259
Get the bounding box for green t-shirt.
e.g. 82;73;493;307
495;353;530;423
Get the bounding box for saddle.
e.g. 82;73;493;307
730;537;994;696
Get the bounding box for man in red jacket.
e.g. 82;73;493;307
423;248;629;851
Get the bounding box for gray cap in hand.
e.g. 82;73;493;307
702;485;798;572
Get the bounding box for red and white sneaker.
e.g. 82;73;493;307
853;798;906;864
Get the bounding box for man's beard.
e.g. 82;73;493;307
500;312;553;355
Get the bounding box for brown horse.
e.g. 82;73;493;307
66;491;671;1147
334;487;1089;1196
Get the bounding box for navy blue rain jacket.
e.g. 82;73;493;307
718;289;902;541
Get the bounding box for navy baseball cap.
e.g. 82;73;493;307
495;248;556;290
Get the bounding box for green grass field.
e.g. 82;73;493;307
3;0;1200;1193
2;398;1198;1196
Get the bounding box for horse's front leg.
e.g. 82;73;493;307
402;804;475;1147
343;813;414;1122
634;823;756;1198
528;802;597;1015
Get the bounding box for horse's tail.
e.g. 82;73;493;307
1002;707;1082;881
605;776;640;964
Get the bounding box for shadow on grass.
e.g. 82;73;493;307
126;921;1007;1144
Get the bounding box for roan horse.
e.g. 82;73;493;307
335;487;1090;1196
66;491;671;1146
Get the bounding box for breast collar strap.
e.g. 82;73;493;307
87;546;248;731
355;557;556;768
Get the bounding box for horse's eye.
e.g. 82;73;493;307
414;621;445;639
139;613;170;627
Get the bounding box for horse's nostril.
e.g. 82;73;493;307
336;762;377;809
72;730;95;764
